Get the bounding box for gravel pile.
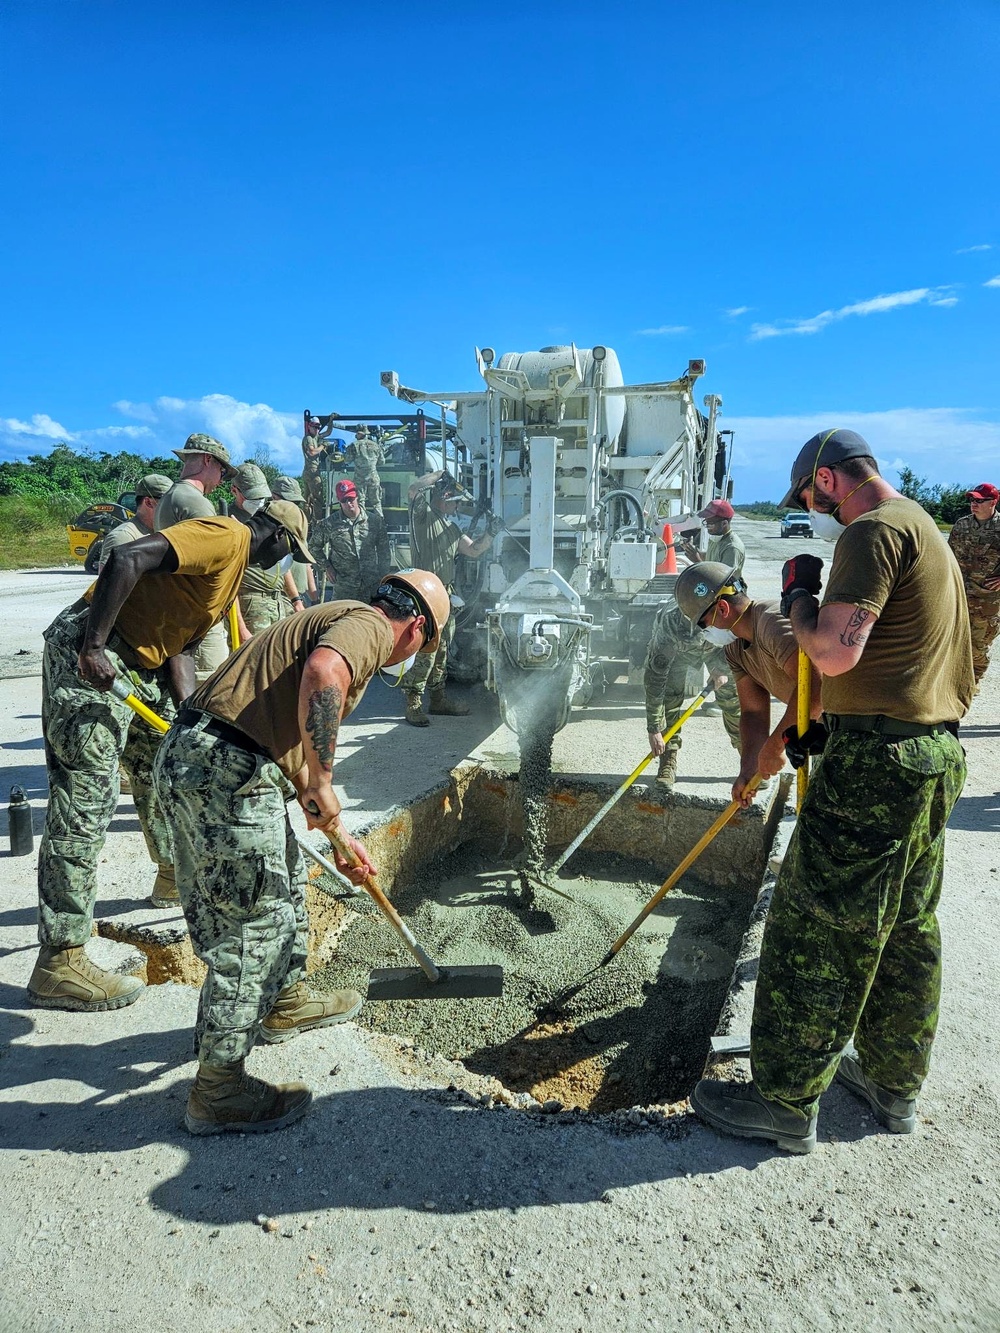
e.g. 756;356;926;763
313;844;754;1111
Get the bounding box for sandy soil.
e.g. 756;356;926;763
2;520;999;1333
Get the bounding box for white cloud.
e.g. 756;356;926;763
727;407;1000;501
1;393;304;469
749;286;958;340
725;306;751;318
984;275;1000;288
636;325;689;336
956;244;992;253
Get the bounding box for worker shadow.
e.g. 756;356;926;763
947;790;1000;832
0;761;49;803
1;736;44;751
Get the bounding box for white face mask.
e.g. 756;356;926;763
380;653;417;687
702;626;736;647
241;497;266;516
279;553;295;573
808;509;844;541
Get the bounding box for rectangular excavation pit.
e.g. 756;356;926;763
311;763;788;1115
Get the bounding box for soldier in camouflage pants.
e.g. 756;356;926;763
947;484;1000;685
38;603;175;948
752;728;966;1115
153;720;308;1067
643;602;740;785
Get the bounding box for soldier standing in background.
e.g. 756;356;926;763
402;470;500;726
678;499;746;576
231;464;303;635
300;414;330;523
98;474;173;572
313;479;390;603
349;425;385;515
272;475;319;608
947;481;1000;686
692;428;972;1154
642;597;740;788
155;434;236;681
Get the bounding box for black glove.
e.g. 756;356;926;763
780;554;824;616
782;720;829;769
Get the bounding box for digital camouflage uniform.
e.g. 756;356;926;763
349;432;385;515
400;491;462;697
313;504;389;602
153;721;307;1064
752;728;966;1114
643;603;741;752
300;435;326;523
38;602;175;947
948;510;1000;683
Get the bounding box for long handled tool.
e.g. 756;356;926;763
314;819;505;1002
112;681;503;1003
227;603;241;653
549;775;761;1010
526;688;714;894
795;649;811;813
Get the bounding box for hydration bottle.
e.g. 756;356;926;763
7;785;33;857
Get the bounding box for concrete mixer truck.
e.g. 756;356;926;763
380;344;730;735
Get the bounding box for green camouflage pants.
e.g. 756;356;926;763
152;720;308;1065
400;610;456;696
751;728;966;1115
966;596;1000;683
38;604;175;947
648;657;741;751
239;590;288;636
358;476;382;515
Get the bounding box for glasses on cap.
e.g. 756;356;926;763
374;582;432;645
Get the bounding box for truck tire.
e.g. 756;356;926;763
84;540;102;575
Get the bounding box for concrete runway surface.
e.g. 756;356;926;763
1;517;999;1332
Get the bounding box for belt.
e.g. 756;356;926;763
175;707;271;758
824;713;958;739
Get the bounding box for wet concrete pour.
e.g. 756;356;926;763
313;843;756;1112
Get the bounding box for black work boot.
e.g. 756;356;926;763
691;1078;817;1154
835;1051;917;1134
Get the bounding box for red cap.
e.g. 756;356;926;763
967;483;999;501
698;499;734;521
335;479;358;501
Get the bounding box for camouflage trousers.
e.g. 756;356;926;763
38;603;175;947
966;596;1000;684
357;476;383;515
400;609;456;696
751;728;966;1115
239;589;289;636
648;657;741;751
152;720;308;1066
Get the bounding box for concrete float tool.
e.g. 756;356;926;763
549;774;762;1011
522;688;714;896
111;679;504;1003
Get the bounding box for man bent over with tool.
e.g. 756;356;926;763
673;562;823;806
29;504;307;1013
153;569;450;1135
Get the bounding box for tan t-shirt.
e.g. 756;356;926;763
821;497;974;723
189;602;394;779
155;480;216;530
84;517;251;668
725;601;798;703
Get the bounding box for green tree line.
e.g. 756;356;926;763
0;443;181;504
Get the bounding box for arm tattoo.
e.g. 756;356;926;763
305;685;343;770
840;607;871;649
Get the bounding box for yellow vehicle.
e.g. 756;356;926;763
66;492;138;574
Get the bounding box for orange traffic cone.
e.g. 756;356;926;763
656;522;677;575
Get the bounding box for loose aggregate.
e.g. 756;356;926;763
313;843;755;1110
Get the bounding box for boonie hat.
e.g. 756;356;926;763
780;428;873;511
266;498;315;564
272;475;305;503
698;498;734;521
173;433;237;478
233;462;271;502
967;482;1000;501
336;479;358;501
135;473;173;501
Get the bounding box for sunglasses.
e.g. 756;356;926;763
374;583;433;646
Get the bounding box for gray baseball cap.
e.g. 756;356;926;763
233;462;271;501
135;473;174;500
172;433;237;478
780;428;874;511
271;475;304;503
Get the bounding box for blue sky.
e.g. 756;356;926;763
2;1;998;499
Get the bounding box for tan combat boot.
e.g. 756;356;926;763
27;945;145;1012
404;690;430;727
655;748;679;789
184;1061;312;1136
150;864;181;909
260;981;363;1044
428;689;470;716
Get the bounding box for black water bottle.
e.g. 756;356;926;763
8;785;33;856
